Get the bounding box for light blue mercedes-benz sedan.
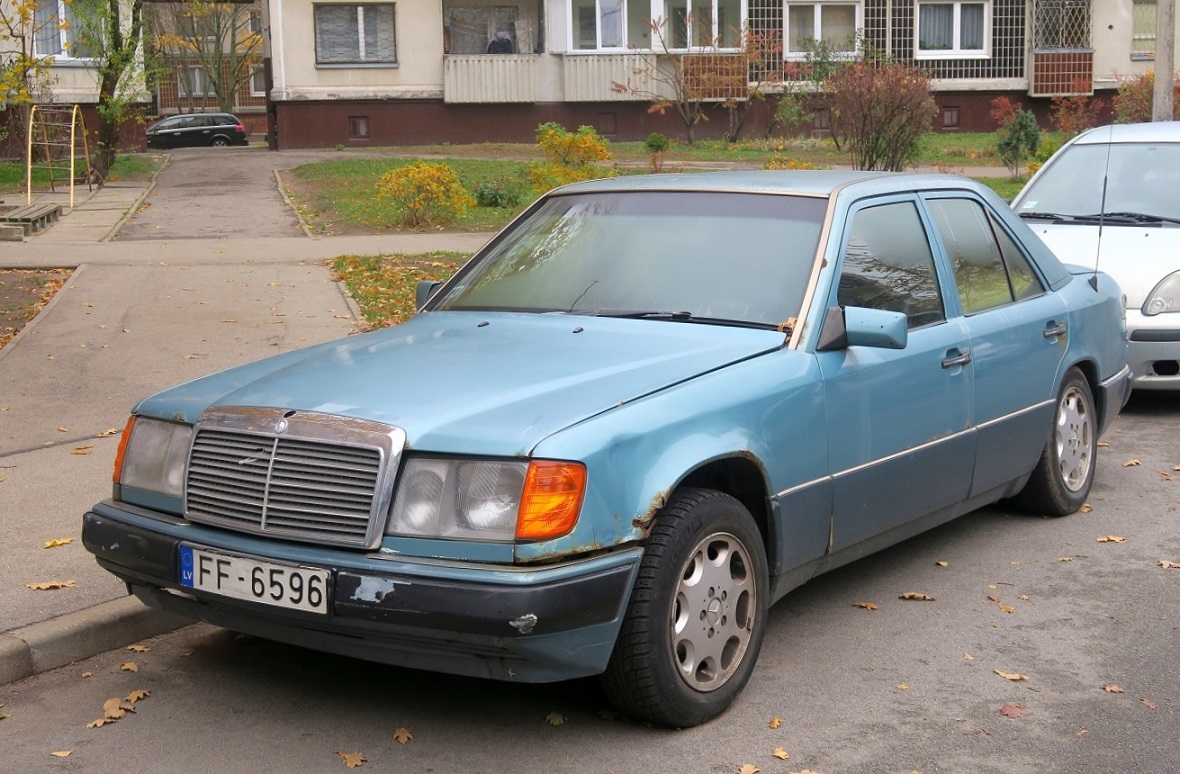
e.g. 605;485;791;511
84;171;1130;727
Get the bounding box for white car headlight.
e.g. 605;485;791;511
116;416;193;497
387;457;585;542
1143;271;1180;316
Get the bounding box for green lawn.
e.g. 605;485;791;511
0;153;161;195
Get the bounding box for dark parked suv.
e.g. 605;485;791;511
146;113;249;149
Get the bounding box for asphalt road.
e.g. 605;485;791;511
2;392;1177;773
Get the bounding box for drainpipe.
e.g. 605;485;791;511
1155;0;1176;120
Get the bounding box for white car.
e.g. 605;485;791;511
1013;121;1180;390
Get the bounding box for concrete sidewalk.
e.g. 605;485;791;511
0;173;490;685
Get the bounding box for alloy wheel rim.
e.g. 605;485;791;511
670;531;756;692
1055;385;1092;492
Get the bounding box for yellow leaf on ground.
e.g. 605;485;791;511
773;748;790;760
851;602;878;611
896;683;909;690
994;670;1028;682
26;579;77;590
1159;560;1180;570
963;653;975;661
81;672;93;678
50;751;71;758
96;428;120;438
1102;684;1125;693
126;689;150;703
103;698;127;720
545;711;566;726
126;644;150;653
999;605;1016;614
987;595;1001;603
72;445;94;455
87;718;112;728
337;751;365;768
1123;459;1141;467
1097;535;1127;544
936;561;948;567
120;662;139;673
1079;504;1093;513
43;538;73;548
393;727;412;745
1059;556;1075;562
57;426;68;432
1141;698;1157;710
768;716;783;729
737;765;759;774
899;592;935;601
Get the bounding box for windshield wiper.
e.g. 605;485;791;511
586;309;695;320
1089;211;1180;226
1018;211;1073;221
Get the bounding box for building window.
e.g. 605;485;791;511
784;2;860;59
314;4;397;65
661;0;742;48
33;0;95;58
250;66;267;97
1132;0;1155;59
445;6;519;54
349;116;370;138
568;0;651;50
179;67;217;98
942;106;960;129
1032;0;1089;50
916;1;988;59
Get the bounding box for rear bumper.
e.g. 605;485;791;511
83;501;641;682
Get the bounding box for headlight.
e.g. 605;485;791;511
1142;271;1180;316
114;416;193;497
388;458;585;542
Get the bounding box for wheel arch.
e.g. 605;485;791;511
1066;357;1106;427
675;456;774;567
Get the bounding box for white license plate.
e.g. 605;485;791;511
179;545;330;615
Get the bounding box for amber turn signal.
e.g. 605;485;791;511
111;416;137;484
516;461;586;541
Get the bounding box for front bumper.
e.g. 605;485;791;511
1126;311;1180;391
83;501;642;682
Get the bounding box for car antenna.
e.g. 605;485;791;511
1090;125;1115;292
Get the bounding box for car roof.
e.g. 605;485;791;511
1071;121;1180;145
554;170;991;198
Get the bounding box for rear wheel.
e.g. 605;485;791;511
210;136;230;147
1014;367;1096;515
599;488;768;727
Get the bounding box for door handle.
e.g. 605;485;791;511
1043;321;1067;339
941;349;972;369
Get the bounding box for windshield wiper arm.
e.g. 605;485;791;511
590;309;695;320
1093;211;1180;226
1018;211;1073;221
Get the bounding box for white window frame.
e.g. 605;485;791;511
33;0;94;60
658;0;745;51
249;65;267;97
179;66;217;99
783;2;863;60
915;1;990;60
567;0;745;53
314;3;398;66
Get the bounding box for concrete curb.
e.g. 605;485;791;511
100;155;168;243
0;596;191;685
275;168;317;239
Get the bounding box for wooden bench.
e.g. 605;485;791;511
0;202;63;235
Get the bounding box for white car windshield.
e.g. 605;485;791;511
1017;142;1180;223
435;190;828;328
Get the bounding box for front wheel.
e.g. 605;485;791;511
599;488;768;727
1014;367;1096;515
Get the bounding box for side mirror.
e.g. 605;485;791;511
816;306;908;351
416;280;443;310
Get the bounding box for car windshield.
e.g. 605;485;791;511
434;190;828;327
1016;141;1180;223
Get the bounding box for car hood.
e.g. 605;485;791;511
135;312;787;456
1025;223;1180;307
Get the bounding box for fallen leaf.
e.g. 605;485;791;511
87;718;112;728
1059;556;1075;562
120;662;139;673
545;711;566;726
995;670;1028;682
999;605;1016;614
1077;728;1088;738
1141;698;1157;710
1102;684;1125;693
96;428;120;438
1097;536;1127;544
126;644;150;653
768;716;783;729
1079;504;1093;513
851;601;878;611
1173;464;1180;472
103;698;128;720
0;712;10;721
1018;595;1030;601
936;561;949;567
43;538;73;548
987;584;998;590
1123;459;1141;467
999;703;1026;718
57;426;68;432
81;671;93;678
1097;441;1110;447
72;445;94;455
26;579;77;590
896;683;909;690
1159;560;1180;570
393;727;412;745
899;592;935;601
737;766;759;774
987;595;1001;603
50;751;71;758
772;748;790;760
963;653;975;661
337;751;365;769
126;689;150;703
1158;470;1175;481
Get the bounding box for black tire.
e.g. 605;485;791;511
599;488;768;727
1013;367;1096;515
210;136;230;147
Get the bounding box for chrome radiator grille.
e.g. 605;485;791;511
184;408;405;549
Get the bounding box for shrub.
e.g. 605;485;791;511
772;92;815;137
530;122;615;194
824;60;937;171
1113;71;1180;123
992;98;1041;178
375;161;474;228
763;154;821;170
644;132;670;172
1050;80;1103;140
474;179;525;208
